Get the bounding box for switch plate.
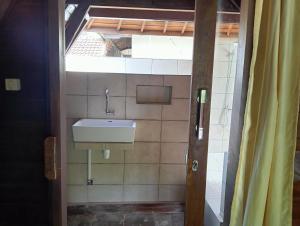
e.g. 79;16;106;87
5;78;21;91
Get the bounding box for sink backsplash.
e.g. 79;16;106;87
66;72;191;203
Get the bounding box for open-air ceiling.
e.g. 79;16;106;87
65;0;241;51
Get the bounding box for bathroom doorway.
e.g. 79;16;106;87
47;0;251;225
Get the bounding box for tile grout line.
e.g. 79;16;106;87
122;74;128;201
157;75;166;201
86;73;89;201
86;73;89;118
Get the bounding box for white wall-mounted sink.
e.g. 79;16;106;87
72;119;136;143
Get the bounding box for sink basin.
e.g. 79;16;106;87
72;119;136;143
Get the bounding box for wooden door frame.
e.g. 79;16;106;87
185;0;255;225
185;0;217;225
47;0;254;225
222;0;255;225
48;0;67;225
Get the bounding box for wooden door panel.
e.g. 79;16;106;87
0;1;51;225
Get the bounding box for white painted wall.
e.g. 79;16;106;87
131;35;194;60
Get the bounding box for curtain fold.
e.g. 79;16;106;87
230;0;300;226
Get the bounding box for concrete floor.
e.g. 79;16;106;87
68;204;184;226
68;212;184;226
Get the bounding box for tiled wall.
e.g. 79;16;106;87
66;72;191;203
209;38;238;154
66;57;192;75
66;37;238;205
206;37;238;218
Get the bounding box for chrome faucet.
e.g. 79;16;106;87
105;88;114;115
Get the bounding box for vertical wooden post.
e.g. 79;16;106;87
48;0;67;225
185;0;217;225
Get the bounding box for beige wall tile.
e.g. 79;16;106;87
126;97;162;120
162;99;190;120
66;72;194;202
75;143;132;151
161;121;189;142
66;72;87;95
106;143;133;152
126;75;163;96
88;143;127;164
134;120;161;142
124;164;159;184
136;85;172;104
87;96;125;119
87;73;126;96
68;147;87;163
68;164;87;185
125;142;160;164
88;185;123;202
161;143;188;164
159;164;186;185
68;185;88;203
74;142;105;151
164;76;191;98
66;95;87;118
92;149;124;164
159;185;185;201
92;164;124;184
124;185;158;202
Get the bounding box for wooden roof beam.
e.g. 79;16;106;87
163;21;168;33
88;27;194;37
181;22;188;34
65;0;92;51
89;7;194;22
88;7;240;23
226;23;233;36
67;0;196;11
66;0;241;12
86;18;94;29
141;20;146;32
117;19;123;30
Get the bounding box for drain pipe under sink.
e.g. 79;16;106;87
87;149;93;185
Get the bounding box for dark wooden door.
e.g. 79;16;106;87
0;1;51;225
185;0;217;225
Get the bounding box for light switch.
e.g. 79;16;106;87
5;78;21;91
